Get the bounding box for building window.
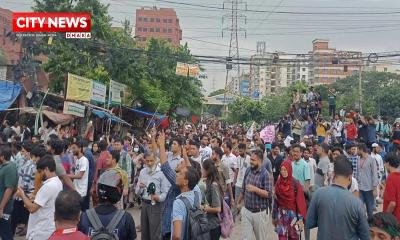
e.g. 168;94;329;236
138;17;142;22
143;28;147;32
384;67;388;72
302;68;306;72
156;18;160;22
176;19;179;23
163;19;168;23
150;18;154;22
168;19;172;23
143;17;148;22
150;28;154;32
137;27;142;32
168;29;172;33
142;37;147;41
168;38;172;42
302;75;306;80
155;28;160;32
163;28;167;33
2;38;5;45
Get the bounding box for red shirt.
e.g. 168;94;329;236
346;123;357;140
383;172;400;222
49;228;89;240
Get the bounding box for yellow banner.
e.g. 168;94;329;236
176;62;188;77
66;73;93;102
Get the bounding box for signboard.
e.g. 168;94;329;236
176;62;188;77
260;125;276;143
66;73;93;102
63;101;85;117
91;81;106;104
188;64;200;77
109;80;126;104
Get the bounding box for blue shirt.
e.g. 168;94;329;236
292;158;311;186
160;161;202;236
306;184;369;240
171;190;197;240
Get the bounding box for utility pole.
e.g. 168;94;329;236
222;0;247;117
359;64;363;114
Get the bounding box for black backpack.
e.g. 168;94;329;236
86;208;125;240
180;191;212;240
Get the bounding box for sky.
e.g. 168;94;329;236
2;0;400;93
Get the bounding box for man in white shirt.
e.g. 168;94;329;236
199;135;212;160
234;143;250;203
371;143;384;202
16;155;63;240
222;141;238;186
68;141;89;210
332;114;344;143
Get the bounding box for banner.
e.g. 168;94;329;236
188;64;200;77
63;101;85;117
176;62;188;77
260;125;276;143
91;81;106;104
66;73;93;102
109;80;126;104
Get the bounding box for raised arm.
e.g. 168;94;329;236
158;131;167;165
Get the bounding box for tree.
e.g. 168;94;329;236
33;0;203;114
208;89;225;97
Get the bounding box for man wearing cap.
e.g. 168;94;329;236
372;143;385;203
78;169;137;240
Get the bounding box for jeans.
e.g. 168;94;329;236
318;136;325;144
0;218;13;240
360;190;375;219
329;105;336;118
379;140;390;152
234;186;242;205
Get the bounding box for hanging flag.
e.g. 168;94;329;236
176;62;188;77
246;122;256;140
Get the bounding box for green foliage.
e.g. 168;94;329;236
315;72;400;118
208;89;225;97
33;0;203;114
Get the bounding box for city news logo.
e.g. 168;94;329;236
12;12;91;39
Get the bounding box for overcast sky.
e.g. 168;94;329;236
2;0;400;93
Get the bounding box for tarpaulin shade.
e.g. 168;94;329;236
127;108;165;120
0;80;22;112
20;107;74;125
91;109;131;126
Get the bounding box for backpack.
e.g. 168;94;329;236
86;208;125;240
218;198;234;238
180;191;212;240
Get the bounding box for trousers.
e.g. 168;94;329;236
141;201;163;240
241;207;269;240
360;190;375;219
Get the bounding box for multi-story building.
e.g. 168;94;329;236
310;39;362;85
249;52;311;98
135;7;182;46
365;63;400;74
0;8;23;65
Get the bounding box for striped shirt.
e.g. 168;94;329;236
18;159;36;195
242;167;272;210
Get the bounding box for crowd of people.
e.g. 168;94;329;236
0;106;400;240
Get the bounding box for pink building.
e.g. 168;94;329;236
135;7;182;46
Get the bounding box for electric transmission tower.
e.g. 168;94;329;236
222;0;246;109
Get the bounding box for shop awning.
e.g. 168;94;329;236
127;107;166;120
20;107;75;125
0;80;22;112
91;109;131;126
